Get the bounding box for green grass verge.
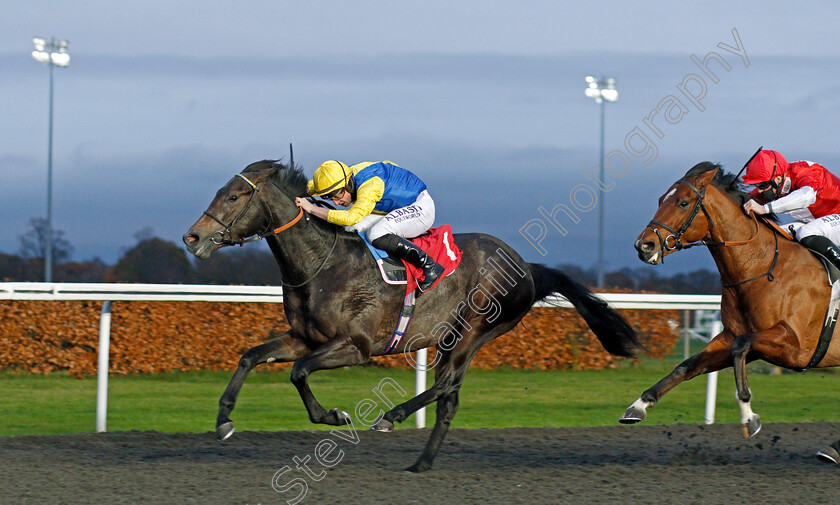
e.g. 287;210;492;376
1;349;837;436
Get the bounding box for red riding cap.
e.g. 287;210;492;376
741;150;789;185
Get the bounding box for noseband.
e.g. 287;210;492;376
203;173;304;246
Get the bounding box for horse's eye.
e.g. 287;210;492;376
679;200;689;208
229;195;238;202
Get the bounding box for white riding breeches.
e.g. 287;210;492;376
794;214;840;244
345;190;436;241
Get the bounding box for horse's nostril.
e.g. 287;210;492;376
635;239;654;253
184;233;199;244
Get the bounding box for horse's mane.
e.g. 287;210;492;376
683;161;779;222
684;161;752;205
242;159;308;196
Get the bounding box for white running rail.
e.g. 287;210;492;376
0;283;722;432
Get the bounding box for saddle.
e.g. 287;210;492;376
359;225;463;353
359;234;407;285
359;225;462;292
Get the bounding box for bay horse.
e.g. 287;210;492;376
623;161;840;462
183;160;641;472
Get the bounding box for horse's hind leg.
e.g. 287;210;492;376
731;333;761;438
371;349;459;432
407;390;460;473
386;325;513;472
217;330;311;441
621;331;734;424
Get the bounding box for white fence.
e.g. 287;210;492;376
0;282;722;432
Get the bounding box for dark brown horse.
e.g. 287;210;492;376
622;161;840;462
183;160;641;472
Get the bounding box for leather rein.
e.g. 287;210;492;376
202;173;338;288
646;178;779;287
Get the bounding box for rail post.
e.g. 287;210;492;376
704;320;722;424
415;348;427;428
96;301;112;432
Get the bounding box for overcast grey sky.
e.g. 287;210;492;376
2;1;840;277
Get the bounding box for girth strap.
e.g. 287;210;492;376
803;298;839;370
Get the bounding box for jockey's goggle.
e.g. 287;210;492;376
755;179;777;191
324;187;345;199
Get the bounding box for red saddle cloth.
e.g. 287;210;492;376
403;225;462;294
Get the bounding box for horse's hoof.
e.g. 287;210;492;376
329;409;351;425
405;460;432;473
619;402;647;424
371;418;394;433
741;414;761;438
217;421;235;442
816;446;840;464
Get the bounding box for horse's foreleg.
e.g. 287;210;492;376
731;333;761;438
289;334;370;426
217;330;310;441
620;331;734;424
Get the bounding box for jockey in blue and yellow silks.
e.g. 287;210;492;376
295;160;445;291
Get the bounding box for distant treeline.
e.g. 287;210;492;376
556;264;721;295
0;236;282;285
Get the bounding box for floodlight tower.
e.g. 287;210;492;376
584;76;618;288
32;37;70;282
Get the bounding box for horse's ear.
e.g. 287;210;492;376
269;160;284;175
697;166;719;186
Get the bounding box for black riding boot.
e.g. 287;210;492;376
800;235;840;270
372;234;445;291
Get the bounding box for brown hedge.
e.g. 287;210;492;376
0;300;678;376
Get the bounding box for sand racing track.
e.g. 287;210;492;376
3;422;839;504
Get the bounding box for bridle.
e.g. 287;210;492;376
646;175;778;286
647;178;720;252
202;171;338;288
204;173;304;247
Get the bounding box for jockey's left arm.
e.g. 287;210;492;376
295;197;330;220
325;177;385;226
765;186;817;214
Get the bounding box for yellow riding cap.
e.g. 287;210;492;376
308;160;351;196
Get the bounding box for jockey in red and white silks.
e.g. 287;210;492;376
743;150;840;241
742;149;840;268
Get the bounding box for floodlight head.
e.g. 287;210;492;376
32;50;51;64
51;52;70;67
31;37;70;67
584;75;618;103
585;87;602;100
601;89;618;102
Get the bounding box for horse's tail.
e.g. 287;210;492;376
529;263;643;358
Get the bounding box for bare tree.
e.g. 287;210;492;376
18;217;74;264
